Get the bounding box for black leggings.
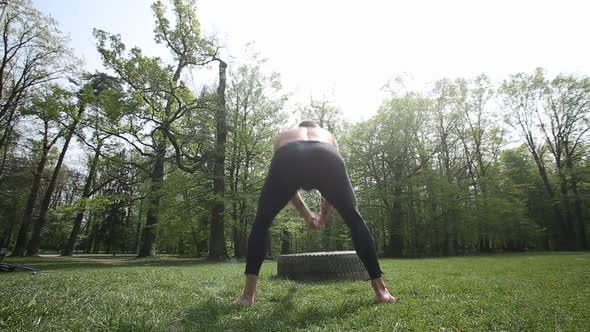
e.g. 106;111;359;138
245;141;384;279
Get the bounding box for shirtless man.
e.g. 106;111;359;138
235;120;397;305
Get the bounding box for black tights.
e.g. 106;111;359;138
245;141;384;279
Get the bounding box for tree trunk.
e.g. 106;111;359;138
1;221;13;248
208;59;229;260
62;142;102;256
388;173;404;257
232;224;240;258
26;105;84;256
11;147;49;256
529;148;568;249
90;219;100;253
565;150;587;250
82;212;93;253
137;142;166;258
26;145;71;255
573;194;587;250
570;180;587;250
134;200;143;253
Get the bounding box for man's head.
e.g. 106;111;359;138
298;120;319;128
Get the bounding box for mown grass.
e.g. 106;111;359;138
1;252;589;331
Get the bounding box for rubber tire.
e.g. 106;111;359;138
277;251;369;280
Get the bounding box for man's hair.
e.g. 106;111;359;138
298;120;319;128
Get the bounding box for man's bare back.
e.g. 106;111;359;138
274;126;336;151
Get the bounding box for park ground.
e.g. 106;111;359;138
1;252;589;331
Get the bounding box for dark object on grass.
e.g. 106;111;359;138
0;248;39;273
277;251;370;280
0;263;39;273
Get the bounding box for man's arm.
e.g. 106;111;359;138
291;191;320;228
290;191;310;217
319;197;333;225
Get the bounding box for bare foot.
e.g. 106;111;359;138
376;291;398;304
234;274;258;306
233;293;255;306
371;277;398;304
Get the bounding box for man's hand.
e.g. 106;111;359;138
304;211;321;229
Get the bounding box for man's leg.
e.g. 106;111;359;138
244;185;295;275
236;170;295;305
323;200;384;280
334;206;396;302
314;157;382;278
316;153;396;303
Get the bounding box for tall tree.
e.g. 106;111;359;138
428;78;465;255
499;68;590;250
94;0;221;258
208;59;228;259
542;74;590;249
61;73;123;256
0;0;76;176
26;84;86;256
11;86;64;256
345;92;433;257
452;75;504;252
225;57;288;257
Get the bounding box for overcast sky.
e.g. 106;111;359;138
32;0;590;122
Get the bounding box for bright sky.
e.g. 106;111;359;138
32;0;590;122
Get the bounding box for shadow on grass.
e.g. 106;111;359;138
182;284;371;331
1;255;231;272
268;274;370;283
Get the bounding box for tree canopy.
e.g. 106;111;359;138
0;0;588;258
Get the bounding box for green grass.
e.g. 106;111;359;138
1;252;589;331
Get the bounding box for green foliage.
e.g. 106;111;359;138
300;98;344;134
90;0;224;258
1;0;588;258
152;0;214;63
499;68;590;250
0;0;78;120
158;169;212;255
49;195;121;219
225;53;289;257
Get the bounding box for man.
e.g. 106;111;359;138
235;120;397;305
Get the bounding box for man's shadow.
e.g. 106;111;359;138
181;282;371;331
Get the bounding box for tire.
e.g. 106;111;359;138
277;251;369;280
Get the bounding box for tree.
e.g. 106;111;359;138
300;98;343;134
61;73;124;256
428;78;465;255
158;168;211;255
208;59;229;259
0;153;31;250
0;0;76;177
94;0;223;258
499;68;590;250
11;85;66;256
81;150;144;255
26;84;86;256
225;56;288;257
452;75;504;252
344;91;433;257
542;74;590;250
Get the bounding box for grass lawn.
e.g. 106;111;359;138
1;252;589;331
